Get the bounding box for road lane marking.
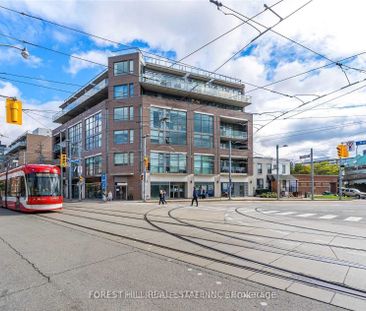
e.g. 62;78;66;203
261;210;279;214
296;213;316;217
276;211;296;215
319;214;338;219
344;217;362;222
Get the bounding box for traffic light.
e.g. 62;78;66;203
337;144;349;158
6;98;22;125
60;154;67;167
144;156;149;171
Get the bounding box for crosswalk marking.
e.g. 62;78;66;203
344;217;363;222
276;211;296;216
261;210;279;214
296;213;316;218
319;214;338;219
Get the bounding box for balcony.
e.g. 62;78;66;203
5;140;26;155
140;71;251;107
53;79;108;123
220;129;248;140
221;166;247;174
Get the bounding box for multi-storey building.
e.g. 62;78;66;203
344;154;366;191
52;49;253;200
3;128;53;170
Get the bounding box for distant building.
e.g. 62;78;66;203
0;141;6;170
343;155;366;191
252;157;297;195
3;128;53;170
293;174;338;195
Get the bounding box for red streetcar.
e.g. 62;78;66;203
0;164;63;212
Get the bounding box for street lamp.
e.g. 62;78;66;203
0;44;30;59
276;144;288;200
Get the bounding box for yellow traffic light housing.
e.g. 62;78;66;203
6;98;22;125
337;144;349;158
144;156;149;170
60;154;67;167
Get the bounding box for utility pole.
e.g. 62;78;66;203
338;159;343;200
310;148;314;200
78;141;82;202
67;139;72;200
276;144;280;200
59;132;63;198
142;135;148;202
228;140;232;200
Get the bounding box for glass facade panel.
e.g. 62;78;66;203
194;182;215;198
150;107;186;145
194;155;214;174
114;60;134;75
85;112;102;151
113;130;134;145
220;122;248;140
85;155;102;176
114;83;134;99
68;122;82;157
150;152;186;173
114;107;133;121
220;158;247;173
114;153;129;165
194;113;214;148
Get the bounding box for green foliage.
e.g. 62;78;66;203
259;192;277;198
291;161;339;175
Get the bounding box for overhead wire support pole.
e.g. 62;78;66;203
310;148;314;200
229;140;232;200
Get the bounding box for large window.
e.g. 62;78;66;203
114;83;134;99
220;121;248;139
257;178;264;189
220;158;247;173
114;107;134;121
114;60;134;75
68;122;82;156
194;155;214;174
194;113;214;148
267;163;272;174
150;107;186;145
150;152;186;173
85;155;102;176
26;173;60;197
114;152;134;166
257;163;263;174
85;112;102;151
114;130;134;144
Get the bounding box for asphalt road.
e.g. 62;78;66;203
1;200;362;311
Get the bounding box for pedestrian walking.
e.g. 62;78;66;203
162;190;168;205
107;191;113;201
159;189;164;205
191;188;198;207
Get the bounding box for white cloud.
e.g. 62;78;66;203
65;50;112;75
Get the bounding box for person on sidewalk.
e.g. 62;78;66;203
162;190;168;205
107;191;113;201
191;188;198;207
159;190;164;205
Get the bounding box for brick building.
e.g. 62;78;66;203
52;49;253;200
3;128;53;170
293;174;338;196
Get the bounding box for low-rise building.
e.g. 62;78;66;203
344;155;366;191
252;157;297;195
293;174;338;195
3;128;53;169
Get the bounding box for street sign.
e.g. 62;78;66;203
299;154;310;159
346;141;355;151
356;140;366;146
101;173;107;191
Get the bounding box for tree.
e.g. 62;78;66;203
291;162;339;175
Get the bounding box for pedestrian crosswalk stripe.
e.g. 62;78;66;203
296;213;316;217
276;211;296;216
319;215;338;219
261;210;279;214
344;217;362;222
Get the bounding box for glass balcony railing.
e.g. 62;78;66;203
220;129;248;140
5;140;26;154
140;72;251;104
53;79;108;121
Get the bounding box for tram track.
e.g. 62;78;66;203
65;206;366;253
32;207;366;301
235;207;366;240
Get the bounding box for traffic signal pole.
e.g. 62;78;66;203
310;148;314;200
59;132;63;198
338;159;343;200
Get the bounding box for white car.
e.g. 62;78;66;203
342;188;366;199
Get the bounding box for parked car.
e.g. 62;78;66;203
341;188;366;199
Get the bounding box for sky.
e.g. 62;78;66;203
0;0;366;161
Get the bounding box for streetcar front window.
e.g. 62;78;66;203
26;173;61;197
